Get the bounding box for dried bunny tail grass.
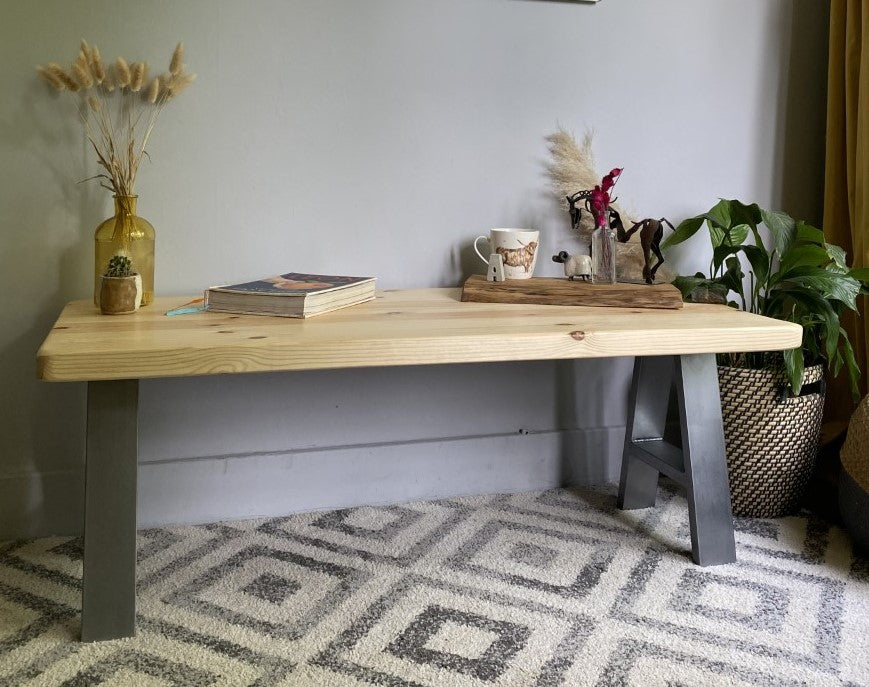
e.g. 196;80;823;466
73;51;94;88
47;63;79;91
90;45;105;84
115;57;131;88
75;51;90;75
37;65;65;90
101;69;115;93
158;72;171;98
72;61;94;89
169;42;184;75
165;71;195;98
130;62;147;92
37;40;194;198
144;76;159;104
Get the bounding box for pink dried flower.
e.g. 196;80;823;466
590;168;623;227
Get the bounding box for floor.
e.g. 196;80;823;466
0;482;867;686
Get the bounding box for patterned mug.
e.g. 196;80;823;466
473;228;540;279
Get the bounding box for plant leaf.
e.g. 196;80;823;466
767;286;840;363
831;347;844;378
825;243;848;270
720;256;745;304
709;225;725;249
839;329;862;401
727;200;763;230
671;275;729;303
742;244;770;292
704;199;732;230
671;275;706;300
783;346;804;394
794;222;826;245
712;245;742;273
778;244;831;275
761;208;797;255
662;216;704;248
724;223;750;247
777;267;861;307
848;267;869;283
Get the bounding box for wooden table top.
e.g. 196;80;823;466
37;288;803;382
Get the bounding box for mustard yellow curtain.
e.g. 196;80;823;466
824;0;869;421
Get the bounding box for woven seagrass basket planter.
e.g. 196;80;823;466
840;394;869;552
717;364;825;518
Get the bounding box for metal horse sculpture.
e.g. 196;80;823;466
608;209;673;284
565;190;594;232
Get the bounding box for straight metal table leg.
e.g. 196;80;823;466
617;356;673;510
676;354;736;566
618;354;735;566
81;379;139;642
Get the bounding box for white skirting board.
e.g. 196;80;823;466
0;426;625;538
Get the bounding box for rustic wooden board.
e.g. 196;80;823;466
37;288;802;382
460;275;684;309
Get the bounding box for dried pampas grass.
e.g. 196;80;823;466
545;127;625;240
546;130;597;206
36;40;195;198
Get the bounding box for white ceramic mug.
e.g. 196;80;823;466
473;228;540;279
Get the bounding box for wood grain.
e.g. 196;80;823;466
461;275;683;309
37;288;802;382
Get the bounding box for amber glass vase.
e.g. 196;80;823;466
93;195;155;306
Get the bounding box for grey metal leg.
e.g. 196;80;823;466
617;356;673;510
618;354;735;566
81;379;139;641
676;354;736;566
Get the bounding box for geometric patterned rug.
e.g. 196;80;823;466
0;483;867;686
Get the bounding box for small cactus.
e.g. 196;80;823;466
105;254;134;278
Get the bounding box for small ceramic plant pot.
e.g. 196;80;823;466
99;274;143;315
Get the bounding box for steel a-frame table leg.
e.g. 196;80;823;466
81;379;139;641
618;354;736;566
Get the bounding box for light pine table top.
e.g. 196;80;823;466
37;288;803;382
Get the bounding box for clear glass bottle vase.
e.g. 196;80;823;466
94;195;155;306
591;221;616;284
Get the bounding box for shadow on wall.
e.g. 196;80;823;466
0;80;103;537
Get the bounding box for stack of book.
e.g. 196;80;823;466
205;272;376;318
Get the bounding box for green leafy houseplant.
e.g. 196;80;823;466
662;199;869;397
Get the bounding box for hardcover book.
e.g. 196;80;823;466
205;272;376;318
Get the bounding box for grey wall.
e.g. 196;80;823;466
0;0;828;538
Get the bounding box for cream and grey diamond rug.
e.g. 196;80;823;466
1;484;867;686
